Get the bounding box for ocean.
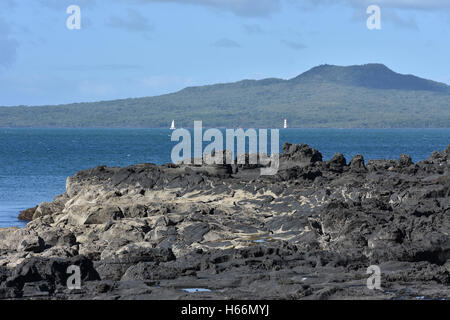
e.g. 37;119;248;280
1;128;449;228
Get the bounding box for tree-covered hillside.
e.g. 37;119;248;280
1;64;449;128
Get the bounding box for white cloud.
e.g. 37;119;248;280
305;0;450;10
125;0;281;17
108;9;153;33
37;0;96;10
367;0;450;10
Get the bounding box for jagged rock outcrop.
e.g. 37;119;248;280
0;143;449;300
18;206;37;222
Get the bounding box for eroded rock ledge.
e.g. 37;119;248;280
1;142;449;300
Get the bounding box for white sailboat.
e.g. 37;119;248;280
283;119;287;129
170;120;176;130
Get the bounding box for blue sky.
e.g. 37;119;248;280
1;0;449;106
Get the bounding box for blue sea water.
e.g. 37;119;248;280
0;128;449;228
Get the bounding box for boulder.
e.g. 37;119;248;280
281;143;322;168
18;206;37;221
349;154;367;173
326;153;347;173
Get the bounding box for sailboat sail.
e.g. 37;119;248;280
170;120;176;130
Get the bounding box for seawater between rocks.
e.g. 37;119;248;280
1;128;449;228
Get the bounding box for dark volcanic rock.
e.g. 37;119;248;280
18;206;37;221
399;154;413;167
326;153;347;173
2;256;99;298
18;236;45;253
349;155;367;173
281;142;323;168
2;143;450;300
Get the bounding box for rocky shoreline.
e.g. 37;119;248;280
1;142;449;300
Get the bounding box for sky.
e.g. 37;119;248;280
0;0;449;106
